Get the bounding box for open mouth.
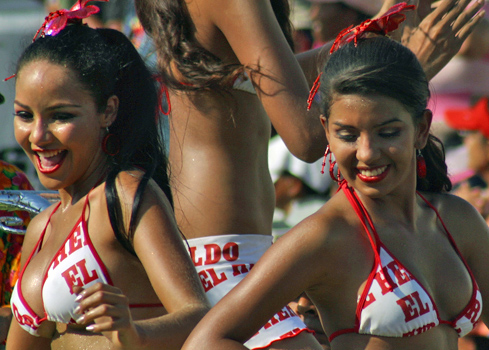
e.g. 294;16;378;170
35;149;67;174
356;165;389;183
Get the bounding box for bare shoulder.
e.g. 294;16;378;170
277;191;368;282
420;191;489;251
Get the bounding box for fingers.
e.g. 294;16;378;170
73;282;131;332
454;2;486;40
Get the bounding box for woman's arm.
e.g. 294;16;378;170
207;0;326;162
181;212;333;350
73;177;210;350
6;321;51;350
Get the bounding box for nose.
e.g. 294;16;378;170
29;118;52;146
356;134;379;164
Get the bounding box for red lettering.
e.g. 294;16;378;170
207;268;228;287
76;260;99;286
403;322;436;336
465;299;482;323
232;264;250;276
363;293;376;309
263;314;280;329
60;259;99;294
68;230;84;256
204;244;221;265
198;270;213;292
51;226;86;269
374;267;397;294
222;242;239;262
411;291;430;316
386;261;411;286
61;265;84;294
397;291;430;322
12;304;36;328
263;306;295;329
52;247;68;270
189;246;203;266
277;306;292;321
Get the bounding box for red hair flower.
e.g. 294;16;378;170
33;0;108;41
307;2;415;110
330;2;416;54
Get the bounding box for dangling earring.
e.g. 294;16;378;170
321;145;341;182
102;127;120;156
416;149;426;178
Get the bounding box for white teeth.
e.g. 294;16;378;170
37;150;63;158
359;166;387;177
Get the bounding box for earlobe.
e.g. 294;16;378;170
102;95;119;127
415;109;432;149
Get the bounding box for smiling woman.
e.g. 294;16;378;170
181;26;489;350
6;4;209;350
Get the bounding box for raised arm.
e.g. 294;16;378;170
207;0;326;162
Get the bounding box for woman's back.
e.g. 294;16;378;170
162;0;324;239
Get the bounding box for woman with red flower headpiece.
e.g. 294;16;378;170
180;4;489;350
5;1;210;350
134;0;484;348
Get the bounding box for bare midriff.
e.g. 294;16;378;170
168;89;275;239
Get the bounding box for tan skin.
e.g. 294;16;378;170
156;0;484;348
168;0;485;239
6;60;209;350
181;93;489;350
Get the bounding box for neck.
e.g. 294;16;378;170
58;160;109;209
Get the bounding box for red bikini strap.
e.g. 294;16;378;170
341;181;380;254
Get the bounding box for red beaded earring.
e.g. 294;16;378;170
416;149;426;179
321;145;341;182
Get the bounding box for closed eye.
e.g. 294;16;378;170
14;111;33;120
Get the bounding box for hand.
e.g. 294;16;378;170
73;283;143;350
402;0;486;80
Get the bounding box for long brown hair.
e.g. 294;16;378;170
135;0;293;91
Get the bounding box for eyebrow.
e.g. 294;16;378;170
14;100;83;111
333;118;403;128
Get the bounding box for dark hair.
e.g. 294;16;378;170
16;24;172;254
320;36;451;193
134;0;294;91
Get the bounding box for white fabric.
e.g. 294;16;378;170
187;234;310;349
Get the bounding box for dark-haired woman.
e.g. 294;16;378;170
133;0;484;348
180;13;489;350
6;9;209;350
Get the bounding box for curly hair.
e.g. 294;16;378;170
134;0;294;91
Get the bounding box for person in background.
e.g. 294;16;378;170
6;3;209;349
269;136;332;240
307;0;383;48
445;97;489;224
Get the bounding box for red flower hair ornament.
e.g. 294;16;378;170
4;0;108;81
33;0;108;41
307;2;416;110
330;2;416;54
